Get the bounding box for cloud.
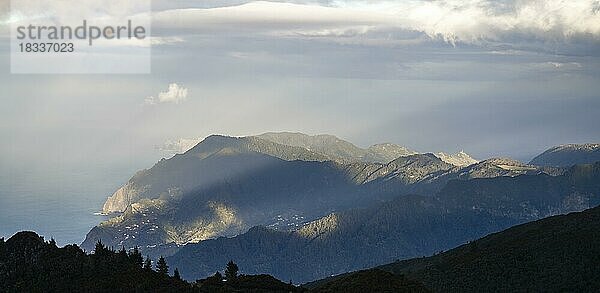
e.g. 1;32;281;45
394;0;600;44
150;0;600;52
545;61;583;69
145;83;189;105
6;0;599;53
151;1;389;34
157;137;202;154
150;36;185;46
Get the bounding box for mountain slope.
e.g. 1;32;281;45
167;162;600;283
376;205;600;292
102;135;330;213
86;153;452;257
257;132;480;167
85;136;486;257
84;152;366;255
87;133;564;262
256;132;416;163
309;269;430;293
343;153;455;186
355;156;558;197
365;143;419;163
530;143;600;167
168;195;513;283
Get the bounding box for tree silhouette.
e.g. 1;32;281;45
129;246;143;268
174;268;182;280
94;240;105;254
143;256;152;271
118;246;127;259
94;240;109;257
156;256;169;275
0;232;198;291
225;260;239;281
214;271;223;281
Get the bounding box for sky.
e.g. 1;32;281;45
0;0;599;172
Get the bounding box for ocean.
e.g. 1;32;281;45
0;163;146;246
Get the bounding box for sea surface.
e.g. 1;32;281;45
0;163;149;246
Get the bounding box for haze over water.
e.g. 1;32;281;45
0;161;157;246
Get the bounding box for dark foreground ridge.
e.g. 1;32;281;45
0;230;431;292
0;231;190;292
0;231;300;292
308;205;600;292
309;269;430;293
4;203;600;292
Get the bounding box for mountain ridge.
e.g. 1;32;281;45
87;134;577;261
306;204;600;292
255;132;418;164
530;143;600;167
376;204;600;292
166;162;600;283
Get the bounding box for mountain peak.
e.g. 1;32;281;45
548;143;600;152
366;143;417;162
530;143;600;167
390;153;444;163
258;132;338;141
434;151;478;167
256;132;415;163
183;135;240;155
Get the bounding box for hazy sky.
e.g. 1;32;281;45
1;0;599;173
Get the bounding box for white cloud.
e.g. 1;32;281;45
545;61;583;69
7;0;599;52
157;137;202;154
150;36;185;46
151;1;388;34
145;83;189;105
151;0;600;48
395;0;600;44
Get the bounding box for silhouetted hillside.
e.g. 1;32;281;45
308;269;429;293
0;231;190;292
0;231;302;292
376;205;600;292
196;273;303;293
305;205;600;292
